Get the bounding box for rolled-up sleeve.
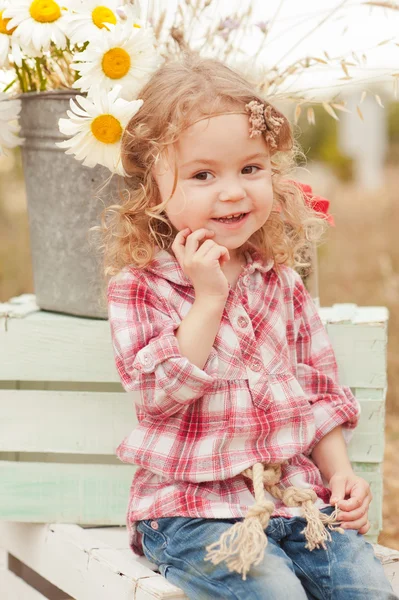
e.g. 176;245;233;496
107;272;218;418
292;272;361;454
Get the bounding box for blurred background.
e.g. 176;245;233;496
1;0;398;549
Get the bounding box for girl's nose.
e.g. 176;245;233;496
218;181;246;202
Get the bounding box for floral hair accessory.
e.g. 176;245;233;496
245;99;286;150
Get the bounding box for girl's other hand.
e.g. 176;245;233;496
172;228;230;300
329;472;372;535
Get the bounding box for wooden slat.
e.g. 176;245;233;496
0;461;134;524
0;522;187;600
0;388;385;461
0;459;383;533
347;396;385;463
324;324;387;388
0;390;133;454
0;314;119;383
319;305;388;388
0;305;388;385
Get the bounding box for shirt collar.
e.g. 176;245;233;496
146;244;275;287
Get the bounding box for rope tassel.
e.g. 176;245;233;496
204;462;345;580
204;500;274;581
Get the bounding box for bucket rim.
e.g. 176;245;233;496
17;89;82;101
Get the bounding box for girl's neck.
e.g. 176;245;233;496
221;251;247;287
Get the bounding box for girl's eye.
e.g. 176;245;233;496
242;165;260;175
193;171;212;181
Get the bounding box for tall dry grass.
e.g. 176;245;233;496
313;164;399;550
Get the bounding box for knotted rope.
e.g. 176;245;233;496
204;462;344;581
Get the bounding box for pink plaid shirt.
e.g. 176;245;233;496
107;246;360;557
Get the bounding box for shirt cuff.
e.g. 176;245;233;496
306;387;361;455
132;332;219;404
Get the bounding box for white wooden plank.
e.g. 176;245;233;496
1;522;396;599
0;461;133;524
318;305;388;324
323;324;387;387
347;398;385;462
0;304;388;384
0;390;132;454
0;522;187;600
0;388;385;460
0;315;119;383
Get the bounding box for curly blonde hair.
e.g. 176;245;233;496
97;52;328;280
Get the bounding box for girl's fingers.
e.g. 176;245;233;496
171;228;191;262
340;514;369;531
338;495;370;526
358;520;371;535
195;238;217;257
202;243;230;263
338;487;372;512
184;228;215;256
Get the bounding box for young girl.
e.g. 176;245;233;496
104;54;396;599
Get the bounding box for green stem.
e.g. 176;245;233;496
2;78;17;93
14;64;26;93
22;59;36;92
35;57;47;91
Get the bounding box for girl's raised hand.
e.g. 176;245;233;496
172;228;230;300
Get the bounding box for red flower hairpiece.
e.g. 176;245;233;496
294;182;335;226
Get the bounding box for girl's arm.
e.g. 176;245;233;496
175;295;225;369
107;273;221;419
310;425;354;482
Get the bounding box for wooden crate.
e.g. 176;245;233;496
0;297;389;542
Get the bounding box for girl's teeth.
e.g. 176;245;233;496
216;213;245;222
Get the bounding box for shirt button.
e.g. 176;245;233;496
237;316;249;328
251;359;262;372
242;275;251;287
141;353;154;371
150;521;159;530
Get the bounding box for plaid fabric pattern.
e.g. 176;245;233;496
107;247;360;556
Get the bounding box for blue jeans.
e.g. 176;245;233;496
136;507;396;599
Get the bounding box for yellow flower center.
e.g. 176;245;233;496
29;0;61;23
92;6;117;29
102;47;131;79
91;114;122;144
133;23;141;28
0;10;16;34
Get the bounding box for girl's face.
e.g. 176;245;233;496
152;112;274;259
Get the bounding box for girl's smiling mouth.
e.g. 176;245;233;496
211;212;250;228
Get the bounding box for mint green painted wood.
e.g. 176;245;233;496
0;390;130;454
347;394;385;463
0;312;119;383
319;306;388;389
0;461;134;524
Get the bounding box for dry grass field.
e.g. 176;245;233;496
0;154;398;549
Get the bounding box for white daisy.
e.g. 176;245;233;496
0;92;24;154
57;85;143;175
115;3;143;30
63;0;126;46
71;24;161;101
3;0;70;54
0;0;24;67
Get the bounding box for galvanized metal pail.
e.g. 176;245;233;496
19;89;122;319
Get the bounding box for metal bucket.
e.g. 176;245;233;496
19;89;122;319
